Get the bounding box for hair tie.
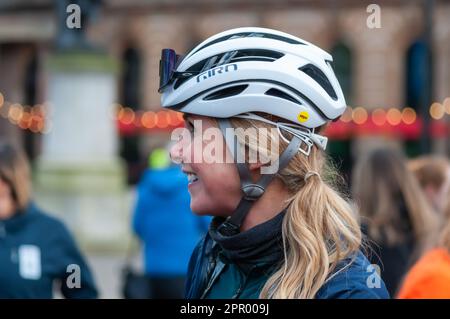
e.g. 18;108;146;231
304;171;321;182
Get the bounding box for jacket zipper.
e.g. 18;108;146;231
200;259;227;299
231;266;256;299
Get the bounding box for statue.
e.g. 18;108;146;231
55;0;102;51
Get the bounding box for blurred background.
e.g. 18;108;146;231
0;0;449;298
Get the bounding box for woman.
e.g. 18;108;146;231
352;148;437;297
0;141;97;298
397;187;450;298
408;155;450;215
158;27;389;298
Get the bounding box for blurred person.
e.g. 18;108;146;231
352;148;438;297
161;27;389;298
132;147;210;299
408;155;450;214
397;187;450;298
0;141;98;299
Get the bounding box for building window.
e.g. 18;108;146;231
405;39;431;112
405;39;432;156
331;42;353;105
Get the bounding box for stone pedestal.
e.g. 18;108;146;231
34;52;130;253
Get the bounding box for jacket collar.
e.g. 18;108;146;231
0;202;35;235
209;210;285;274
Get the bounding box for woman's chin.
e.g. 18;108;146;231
190;197;202;213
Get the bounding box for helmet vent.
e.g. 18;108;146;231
201;49;283;72
192;32;305;55
299;64;338;100
203;85;248;101
229;49;284;63
173;76;191;90
265;88;300;104
174;50;283;90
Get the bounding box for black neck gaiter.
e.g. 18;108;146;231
208;211;286;272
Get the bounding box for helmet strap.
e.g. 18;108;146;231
217;118;302;236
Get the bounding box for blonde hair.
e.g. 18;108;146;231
352;148;438;249
230;116;361;299
0;141;32;211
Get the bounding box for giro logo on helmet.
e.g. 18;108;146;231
196;64;238;83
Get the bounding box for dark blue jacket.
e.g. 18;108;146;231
186;233;390;299
133;166;211;276
0;203;98;299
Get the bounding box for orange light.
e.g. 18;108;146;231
352;107;368;125
8;103;24;123
430;102;444;120
118;107;135;125
372;108;386;126
37;119;45;133
134;111;144;127
176;111;184;122
111;103;122;119
340;106;352;123
18;112;32;129
386;108;402;126
32;103;51;120
443;98;450;115
29;116;42;133
156;111;169;128
141;111;156;128
401;107;416;125
168;111;182;126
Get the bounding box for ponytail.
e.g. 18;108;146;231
261;158;361;298
230;117;362;299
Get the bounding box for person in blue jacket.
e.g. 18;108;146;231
159;27;390;299
132;148;210;298
0;141;97;299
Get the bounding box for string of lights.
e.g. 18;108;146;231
0;91;449;139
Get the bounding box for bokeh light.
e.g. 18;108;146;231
401;107;417;125
443;98;450;115
429;102;445;120
141;111;156;129
156;111;169;129
372;108;386;126
118;107;135;125
352;107;368;125
386;108;402;126
340;106;353;123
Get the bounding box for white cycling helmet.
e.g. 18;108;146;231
160;27;345;130
159;27;346;235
